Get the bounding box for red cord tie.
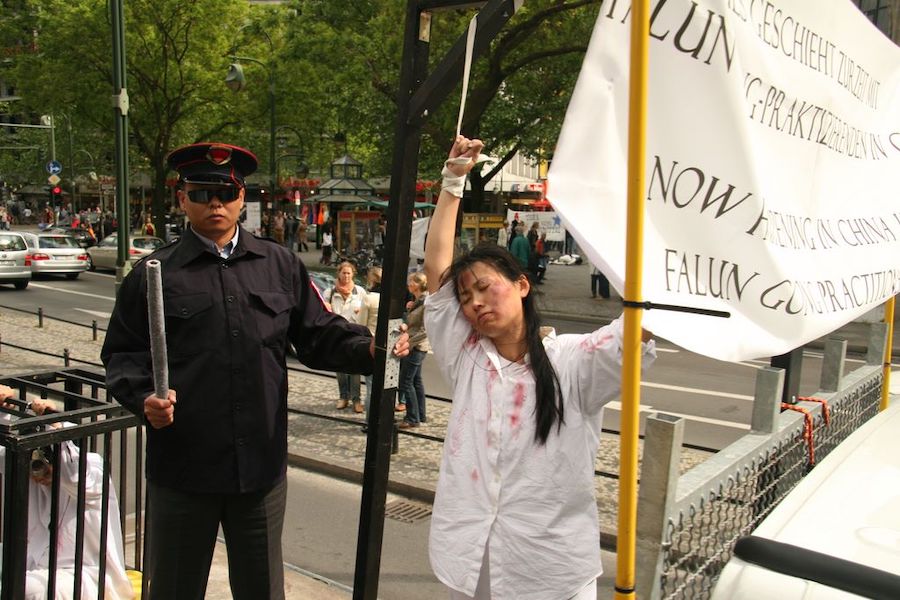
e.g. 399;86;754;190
798;396;831;426
782;397;830;467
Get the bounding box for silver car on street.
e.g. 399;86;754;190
86;233;164;271
21;232;90;279
0;232;32;290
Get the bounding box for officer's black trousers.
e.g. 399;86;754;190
145;478;287;600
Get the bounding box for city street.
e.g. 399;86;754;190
0;267;879;452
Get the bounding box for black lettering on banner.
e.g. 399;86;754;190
664;249;759;300
742;73;888;161
745;202;818;250
648;156;753;218
759;270;900;316
747;205;896;251
604;0;734;71
890;133;900;154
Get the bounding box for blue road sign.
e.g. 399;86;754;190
46;160;62;175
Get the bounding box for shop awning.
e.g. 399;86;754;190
306;193;384;204
347;199;435;210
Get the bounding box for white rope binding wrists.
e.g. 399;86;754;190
441;157;471;197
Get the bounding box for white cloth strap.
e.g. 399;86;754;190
455;16;478;138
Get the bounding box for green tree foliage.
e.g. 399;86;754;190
285;0;600;208
0;1;46;188
8;0;257;229
3;0;599;217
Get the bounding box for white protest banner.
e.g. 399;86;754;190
548;0;900;361
505;210;566;242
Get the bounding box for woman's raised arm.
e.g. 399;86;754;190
424;135;484;294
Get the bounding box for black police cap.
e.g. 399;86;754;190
166;143;258;187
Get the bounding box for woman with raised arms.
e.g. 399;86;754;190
423;135;655;600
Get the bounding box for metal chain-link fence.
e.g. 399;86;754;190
655;369;883;599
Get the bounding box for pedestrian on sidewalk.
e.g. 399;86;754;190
324;261;369;413
398;271;431;429
272;210;285;245
496;220;508;248
423;135;656;600
591;264;610;299
320;217;333;264
298;218;309;252
101;142;409;600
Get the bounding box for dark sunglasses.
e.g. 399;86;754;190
185;187;241;204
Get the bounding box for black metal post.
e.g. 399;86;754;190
110;0;130;287
352;4;430;598
352;2;519;598
268;73;277;206
771;348;803;405
1;450;30;600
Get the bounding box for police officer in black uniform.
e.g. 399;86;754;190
101;142;408;600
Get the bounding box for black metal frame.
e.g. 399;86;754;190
352;2;520;598
0;369;141;600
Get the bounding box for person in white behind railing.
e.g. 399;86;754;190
423;136;656;600
0;385;133;600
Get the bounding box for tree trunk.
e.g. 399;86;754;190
466;170;488;213
151;157;170;241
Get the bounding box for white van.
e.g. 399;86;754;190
711;402;900;599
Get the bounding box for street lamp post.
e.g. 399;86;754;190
226;30;277;205
110;0;130;285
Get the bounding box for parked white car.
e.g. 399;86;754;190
0;232;31;289
20;232;90;279
712;402;900;599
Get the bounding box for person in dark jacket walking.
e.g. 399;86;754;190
101;142;408;600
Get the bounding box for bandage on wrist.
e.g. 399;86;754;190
441;157;471;197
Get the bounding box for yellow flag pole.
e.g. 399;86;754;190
880;296;895;412
614;0;650;598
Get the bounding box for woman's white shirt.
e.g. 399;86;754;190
326;284;368;326
424;282;655;600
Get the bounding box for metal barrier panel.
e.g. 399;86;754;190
652;364;883;600
0;369;142;600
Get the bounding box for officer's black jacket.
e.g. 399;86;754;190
101;227;372;493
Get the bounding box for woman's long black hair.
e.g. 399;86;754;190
444;243;563;445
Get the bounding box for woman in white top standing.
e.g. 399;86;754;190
423;136;656;600
326;261;368;413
